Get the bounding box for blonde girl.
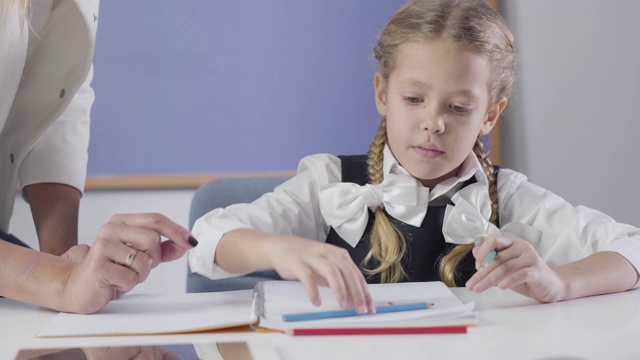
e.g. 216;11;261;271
191;0;640;312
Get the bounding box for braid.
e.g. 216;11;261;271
363;118;407;283
438;137;499;286
366;119;387;186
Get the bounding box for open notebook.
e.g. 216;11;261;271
38;281;475;337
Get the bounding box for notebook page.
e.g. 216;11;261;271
258;281;474;331
38;290;255;337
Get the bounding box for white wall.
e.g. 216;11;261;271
10;190;194;294
501;0;640;226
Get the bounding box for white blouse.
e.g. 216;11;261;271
0;0;98;231
0;0;29;132
189;146;640;285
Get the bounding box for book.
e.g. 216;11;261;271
37;281;475;338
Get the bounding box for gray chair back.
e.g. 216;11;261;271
187;176;290;292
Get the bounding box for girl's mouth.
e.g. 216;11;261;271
412;146;444;159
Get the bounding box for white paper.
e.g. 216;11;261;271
258;281;475;331
38;290;255;337
38;281;474;337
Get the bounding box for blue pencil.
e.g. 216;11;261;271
282;302;432;322
484;249;498;264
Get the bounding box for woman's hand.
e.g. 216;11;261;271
465;234;566;303
61;213;197;314
267;236;375;314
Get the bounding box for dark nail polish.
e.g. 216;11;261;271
188;236;199;247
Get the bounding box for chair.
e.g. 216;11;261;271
186;176;290;293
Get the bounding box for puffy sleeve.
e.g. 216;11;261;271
498;168;640;285
18;65;94;195
189;153;343;279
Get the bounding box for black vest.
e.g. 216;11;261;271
325;155;488;285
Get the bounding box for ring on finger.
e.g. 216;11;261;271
124;249;139;267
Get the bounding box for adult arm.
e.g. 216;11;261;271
19;66;94;255
0;213;197;314
23;183;80;255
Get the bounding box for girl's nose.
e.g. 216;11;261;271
421;112;445;134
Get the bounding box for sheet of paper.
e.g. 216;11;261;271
38;290;255;338
258;281;475;331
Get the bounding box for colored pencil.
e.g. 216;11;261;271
282;302;432;322
284;325;469;336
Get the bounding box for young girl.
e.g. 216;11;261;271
189;0;640;314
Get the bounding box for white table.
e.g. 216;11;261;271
2;287;640;360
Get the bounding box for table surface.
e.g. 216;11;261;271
2;287;640;360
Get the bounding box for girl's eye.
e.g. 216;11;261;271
450;104;469;114
404;96;423;105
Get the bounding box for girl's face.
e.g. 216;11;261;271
374;38;506;189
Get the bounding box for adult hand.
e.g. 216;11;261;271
267;236;374;314
61;213;197;314
465;234;565;303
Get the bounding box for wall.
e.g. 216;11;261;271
501;0;640;226
88;0;406;177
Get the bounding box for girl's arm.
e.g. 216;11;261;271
216;228;374;313
467;235;638;302
191;154;373;311
469;169;640;302
189;154;343;280
553;251;638;300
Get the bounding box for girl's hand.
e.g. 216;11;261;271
465;234;566;303
267;236;375;314
62;213;197;314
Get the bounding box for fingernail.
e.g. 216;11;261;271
358;305;367;314
188;236;199;247
312;298;321;307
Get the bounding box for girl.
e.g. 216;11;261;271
189;0;640;314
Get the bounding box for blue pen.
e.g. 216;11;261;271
282;302;432;322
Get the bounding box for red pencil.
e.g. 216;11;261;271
284;325;468;336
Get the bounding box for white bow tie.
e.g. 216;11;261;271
319;173;430;247
443;183;542;246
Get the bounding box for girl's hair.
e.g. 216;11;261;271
365;0;516;285
2;0;30;29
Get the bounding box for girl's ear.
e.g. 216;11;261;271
374;72;388;117
480;97;508;135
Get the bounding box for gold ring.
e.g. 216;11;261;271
124;249;139;267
